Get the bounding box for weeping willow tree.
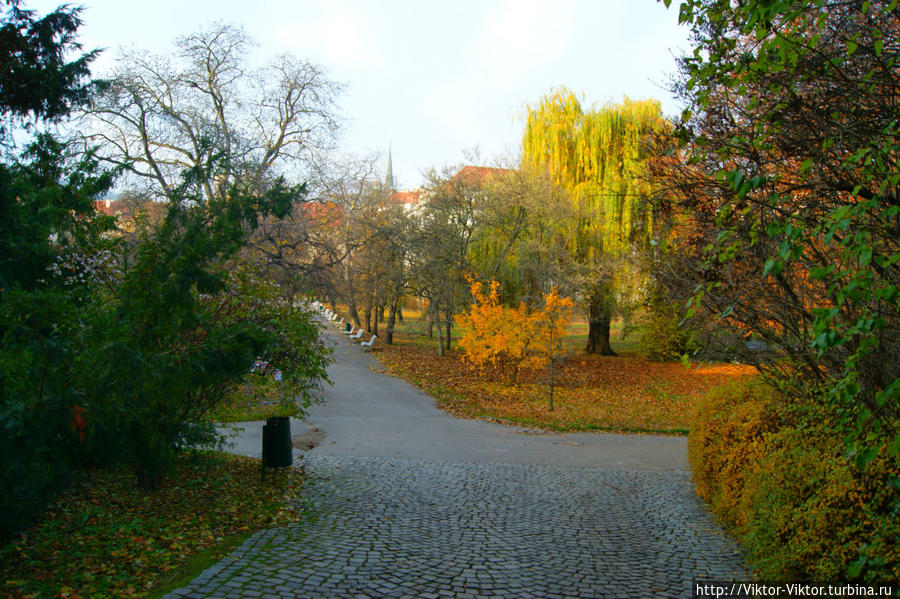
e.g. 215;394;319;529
522;88;667;354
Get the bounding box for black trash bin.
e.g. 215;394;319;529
262;416;292;468
345;321;352;332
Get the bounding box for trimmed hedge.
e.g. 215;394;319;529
689;379;899;584
688;379;779;529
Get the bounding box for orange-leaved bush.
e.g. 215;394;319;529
456;279;573;385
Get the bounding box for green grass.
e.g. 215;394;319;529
146;533;250;598
386;307;644;355
211;378;299;422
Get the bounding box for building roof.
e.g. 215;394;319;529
390;190;420;205
450;165;511;187
93;198;167;223
94;198;127;217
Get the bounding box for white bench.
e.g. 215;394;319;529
348;328;364;340
360;334;377;351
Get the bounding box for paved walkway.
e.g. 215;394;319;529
167;318;750;598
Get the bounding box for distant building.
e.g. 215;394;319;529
449;165;511;187
299;200;344;224
93;197;167;232
94;198;126;218
389;189;421;212
385;143;395;191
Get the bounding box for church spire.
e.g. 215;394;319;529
385;142;394;191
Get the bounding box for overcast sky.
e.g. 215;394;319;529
27;0;692;189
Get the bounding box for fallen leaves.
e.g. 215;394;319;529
375;335;755;434
0;452;303;599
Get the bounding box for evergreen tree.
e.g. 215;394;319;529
0;0;112;537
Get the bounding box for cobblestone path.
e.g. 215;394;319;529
166;322;750;598
168;456;748;598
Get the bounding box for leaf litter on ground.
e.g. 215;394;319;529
374;335;755;434
0;452;304;599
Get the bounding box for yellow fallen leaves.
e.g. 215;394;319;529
377;335;754;433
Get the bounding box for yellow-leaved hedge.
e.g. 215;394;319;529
689;379;779;529
689;379;899;585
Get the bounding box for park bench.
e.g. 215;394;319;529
360;334;377;351
348;328;364;340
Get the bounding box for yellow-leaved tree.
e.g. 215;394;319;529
456;279;573;392
521;88;667;355
531;287;574;410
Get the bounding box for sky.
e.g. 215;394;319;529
27;0;692;189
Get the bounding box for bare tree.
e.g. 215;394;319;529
82;23;341;202
469;164;575;309
411;166;485;355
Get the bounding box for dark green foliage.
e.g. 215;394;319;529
1;2;331;535
76;175;326;488
660;0;899;462
0;2;112;537
0;1;97;133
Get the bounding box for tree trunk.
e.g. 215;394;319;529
386;300;398;345
136;468;163;490
348;301;361;328
586;296;616;355
444;309;452;351
435;310;445;356
343;266;361;326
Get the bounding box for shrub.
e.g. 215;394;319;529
744;430;899;583
689;379;899;584
456;279;573;385
688;378;780;529
638;301;696;362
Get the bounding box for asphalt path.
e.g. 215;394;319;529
223;320;689;471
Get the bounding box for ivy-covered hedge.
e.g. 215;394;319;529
689;379;899;585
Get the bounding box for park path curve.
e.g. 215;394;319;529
166;318;750;598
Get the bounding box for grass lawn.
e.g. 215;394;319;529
373;310;755;434
211;377;300;422
0;452;304;599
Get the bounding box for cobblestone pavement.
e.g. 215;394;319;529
167;455;749;598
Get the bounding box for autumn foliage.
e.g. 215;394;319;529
689;380;899;584
456;279;573;384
